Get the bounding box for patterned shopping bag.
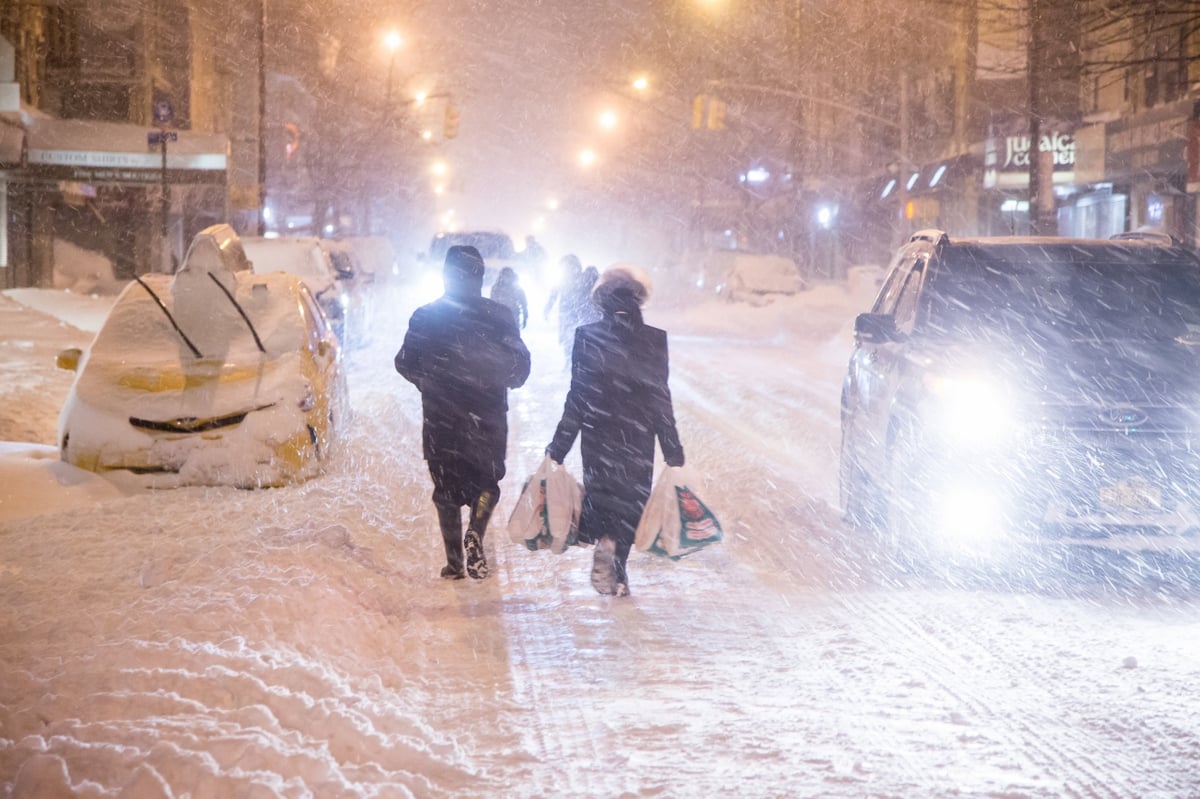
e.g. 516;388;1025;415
635;466;724;559
508;455;581;553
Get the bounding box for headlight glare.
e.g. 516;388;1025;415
924;373;1015;448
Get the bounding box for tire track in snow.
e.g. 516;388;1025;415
487;336;635;797
838;591;1194;799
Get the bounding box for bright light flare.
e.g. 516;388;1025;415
431;161;447;176
417;271;444;303
632;75;649;92
578;148;597;168
925;373;1015;449
935;484;1008;549
421;129;433;141
383;30;403;53
414;90;427;105
598;109;618;131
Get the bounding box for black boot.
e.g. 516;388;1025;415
464;489;498;580
436;502;465;579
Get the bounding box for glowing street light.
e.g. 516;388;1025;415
421;129;433;141
597;109;618;131
547;197;559;211
431;160;448;176
578;148;597;168
382;30;403;106
414;89;427;106
632;75;649;92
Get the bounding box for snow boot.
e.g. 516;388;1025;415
464;490;497;580
436;502;465;580
590;537;618;595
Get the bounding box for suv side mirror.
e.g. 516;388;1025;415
854;312;900;344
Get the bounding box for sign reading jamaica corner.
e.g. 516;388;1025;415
983;131;1076;189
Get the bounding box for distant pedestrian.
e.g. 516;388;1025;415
489;266;529;329
544;255;584;356
578;265;602;325
523;235;547;270
396;245;532;580
546;265;685;596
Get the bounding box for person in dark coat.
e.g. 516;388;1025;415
489;266;528;329
546;265;685;596
396;245;532;580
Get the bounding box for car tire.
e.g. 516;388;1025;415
884;422;927;574
840;429;883;530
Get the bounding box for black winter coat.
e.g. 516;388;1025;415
548;313;684;546
396;295;531;479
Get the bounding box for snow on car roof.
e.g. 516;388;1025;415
90;271;308;365
241;237;335;286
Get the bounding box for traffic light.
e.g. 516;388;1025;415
707;97;725;130
692;95;726;130
443;105;460;139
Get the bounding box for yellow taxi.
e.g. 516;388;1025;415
55;225;349;488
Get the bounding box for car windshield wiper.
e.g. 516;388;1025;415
134;275;203;359
207;272;266;353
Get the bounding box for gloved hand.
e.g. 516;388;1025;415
665;454;685;468
546;446;563;466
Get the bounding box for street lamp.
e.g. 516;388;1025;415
597;109;618;131
632;75;649;93
383;30;403;105
578;148;597;168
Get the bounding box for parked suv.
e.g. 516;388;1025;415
839;230;1200;559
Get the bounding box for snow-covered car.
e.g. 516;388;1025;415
56;225;349;489
840;230;1200;559
241;236;348;343
428;230;519;288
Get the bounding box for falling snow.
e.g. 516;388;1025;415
2;278;1199;798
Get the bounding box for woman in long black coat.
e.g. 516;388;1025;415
547;266;685;596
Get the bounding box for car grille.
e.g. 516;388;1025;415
129;403;275;434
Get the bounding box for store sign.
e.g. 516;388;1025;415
984;132;1076;189
28;148;225;171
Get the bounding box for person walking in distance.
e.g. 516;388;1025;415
546;265;685;596
544;254;586;363
489;266;529;329
396;245;531;580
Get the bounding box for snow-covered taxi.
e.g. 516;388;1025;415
55;225;349;489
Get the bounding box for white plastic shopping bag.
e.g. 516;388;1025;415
634;466;723;559
507;455;582;553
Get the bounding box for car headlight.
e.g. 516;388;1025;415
923;372;1016;448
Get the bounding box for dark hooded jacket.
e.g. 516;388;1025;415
548;277;684;546
396;247;531;479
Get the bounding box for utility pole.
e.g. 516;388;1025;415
1027;0;1049;236
257;0;267;237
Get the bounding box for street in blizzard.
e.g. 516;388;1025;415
3;1;1200;797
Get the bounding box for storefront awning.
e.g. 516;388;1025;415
5;117;227;186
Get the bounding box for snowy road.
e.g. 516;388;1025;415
2;283;1200;797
